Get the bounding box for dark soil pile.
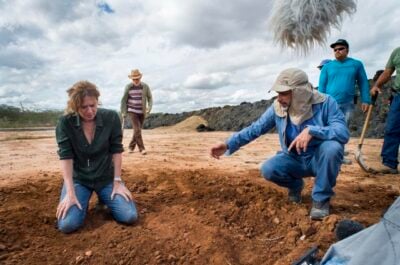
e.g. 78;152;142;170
144;78;395;138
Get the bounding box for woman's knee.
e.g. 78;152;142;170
123;209;138;224
112;197;139;224
57;217;83;234
115;206;138;224
56;205;85;234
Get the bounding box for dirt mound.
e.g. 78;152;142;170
158;115;208;132
1;168;398;265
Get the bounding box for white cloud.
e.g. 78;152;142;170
183;72;232;90
0;0;399;113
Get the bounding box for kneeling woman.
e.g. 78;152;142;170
55;81;138;233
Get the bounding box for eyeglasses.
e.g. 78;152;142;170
334;47;346;52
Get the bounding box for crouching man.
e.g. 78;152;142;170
210;68;349;220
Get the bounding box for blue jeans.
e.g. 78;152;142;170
338;102;355;126
260;140;343;202
57;181;138;233
381;94;400;169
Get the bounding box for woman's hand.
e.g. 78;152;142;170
111;181;133;202
56;193;82;220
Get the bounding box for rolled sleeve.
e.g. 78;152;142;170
109;111;124;154
225;106;275;156
55;119;74;160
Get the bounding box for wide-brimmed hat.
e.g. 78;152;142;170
271;68;309;93
330;39;349;49
128;69;142;79
272;68;326;126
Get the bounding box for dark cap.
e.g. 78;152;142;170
330;39;349;49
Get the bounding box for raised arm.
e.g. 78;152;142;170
225;106;276;155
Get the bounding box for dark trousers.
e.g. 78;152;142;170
128;112;145;151
381;94;400;169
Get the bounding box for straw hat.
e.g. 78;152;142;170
128;69;142;79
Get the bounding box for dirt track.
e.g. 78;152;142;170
0;128;399;265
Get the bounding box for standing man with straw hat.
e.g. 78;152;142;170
121;69;153;155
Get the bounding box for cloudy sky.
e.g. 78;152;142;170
0;0;399;113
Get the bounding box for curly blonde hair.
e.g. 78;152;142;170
65;81;100;115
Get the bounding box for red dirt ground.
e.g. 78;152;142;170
0;127;398;265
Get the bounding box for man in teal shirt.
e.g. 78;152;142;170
319;39;371;120
319;39;371;164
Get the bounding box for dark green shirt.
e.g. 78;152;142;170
56;108;124;190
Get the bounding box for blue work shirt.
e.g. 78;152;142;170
225;96;350;155
318;58;371;105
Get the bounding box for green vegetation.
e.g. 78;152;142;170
0;104;63;128
0;135;54;142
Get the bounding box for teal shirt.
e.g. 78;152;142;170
56;108;124;190
318;57;371;104
386;47;400;91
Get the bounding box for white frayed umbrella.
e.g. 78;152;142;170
269;0;357;53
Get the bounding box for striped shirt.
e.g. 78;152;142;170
127;84;143;114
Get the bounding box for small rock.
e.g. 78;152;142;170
22;242;30;248
138;186;148;193
295;208;308;216
168;254;177;261
304;226;317;237
236;187;245;195
286;230;300;244
273;217;280;224
0;244;6;251
75;255;84;264
45;187;53;193
324;214;341;231
85;250;93;257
